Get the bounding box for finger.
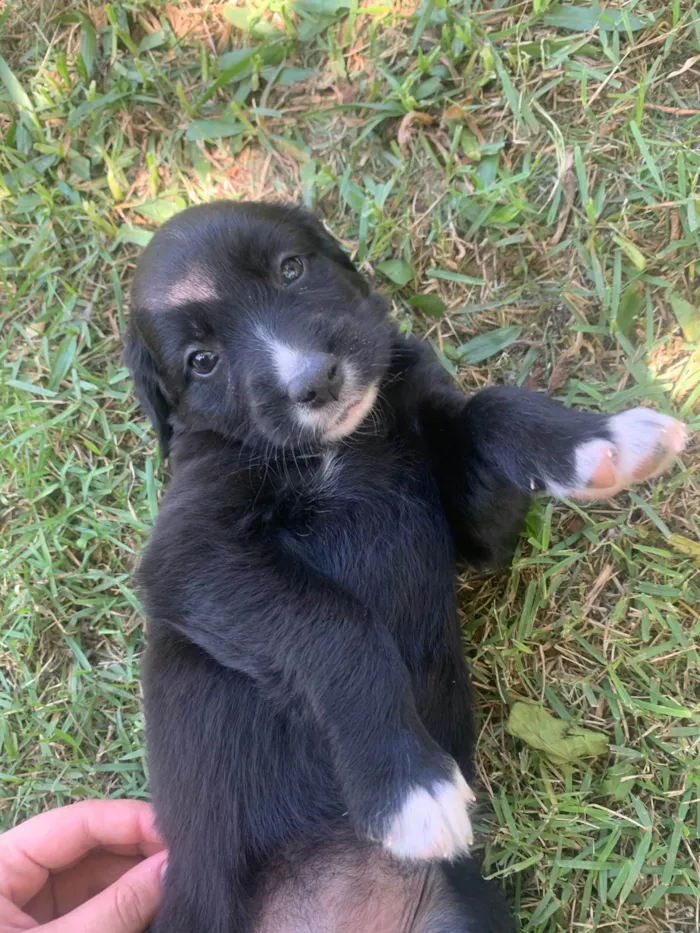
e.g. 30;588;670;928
0;896;38;931
0;802;163;907
24;854;143;924
38;851;166;933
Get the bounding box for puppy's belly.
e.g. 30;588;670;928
255;833;461;933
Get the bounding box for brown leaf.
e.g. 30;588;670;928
550;168;575;247
443;104;466;121
464;113;485;145
334;83;356;105
598;119;621;137
89;5;109;29
397;111;433;152
565;515;585;534
524;361;544;390
546;351;571;395
441;105;485;144
164;5;205;38
669;209;681;252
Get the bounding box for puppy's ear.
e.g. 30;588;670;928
124;332;173;459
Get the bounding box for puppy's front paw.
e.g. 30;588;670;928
381;763;475;861
547;408;688;501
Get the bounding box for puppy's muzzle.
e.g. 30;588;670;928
286;353;345;408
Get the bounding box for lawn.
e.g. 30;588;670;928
1;1;699;930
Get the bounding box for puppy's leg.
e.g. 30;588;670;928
439;857;515;933
148;828;253;933
460;388;687;503
423;386;687;566
462;388;687;501
144;519;476;863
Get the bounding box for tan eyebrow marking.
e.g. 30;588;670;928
161;269;220;309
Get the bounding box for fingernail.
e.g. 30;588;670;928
160;859;168;883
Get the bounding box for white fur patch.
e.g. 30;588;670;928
382;765;475;862
545;438;615;499
268;339;307;386
606;408;687;474
544;407;688;499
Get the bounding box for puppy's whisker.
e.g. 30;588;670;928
254;439;273;505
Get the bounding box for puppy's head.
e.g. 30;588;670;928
125;201;391;456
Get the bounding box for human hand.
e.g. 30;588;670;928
0;799;167;933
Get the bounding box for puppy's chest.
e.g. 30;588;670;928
264;447;453;614
262;451;372;531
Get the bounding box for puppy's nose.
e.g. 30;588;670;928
287;353;344;407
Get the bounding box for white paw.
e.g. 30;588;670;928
606;408;687;479
546;408;688;501
381;765;475;861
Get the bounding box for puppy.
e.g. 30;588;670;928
125;201;687;933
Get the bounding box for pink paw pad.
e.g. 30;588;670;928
570;409;688;501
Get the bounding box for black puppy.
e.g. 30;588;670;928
125;201;686;933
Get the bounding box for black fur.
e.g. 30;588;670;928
125;201;614;933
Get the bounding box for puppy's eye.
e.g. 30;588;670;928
280;257;304;284
188;350;219;376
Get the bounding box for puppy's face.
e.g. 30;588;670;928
126;202;391;454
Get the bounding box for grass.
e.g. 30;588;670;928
1;0;699;929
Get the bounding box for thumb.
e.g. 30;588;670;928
43;850;167;933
